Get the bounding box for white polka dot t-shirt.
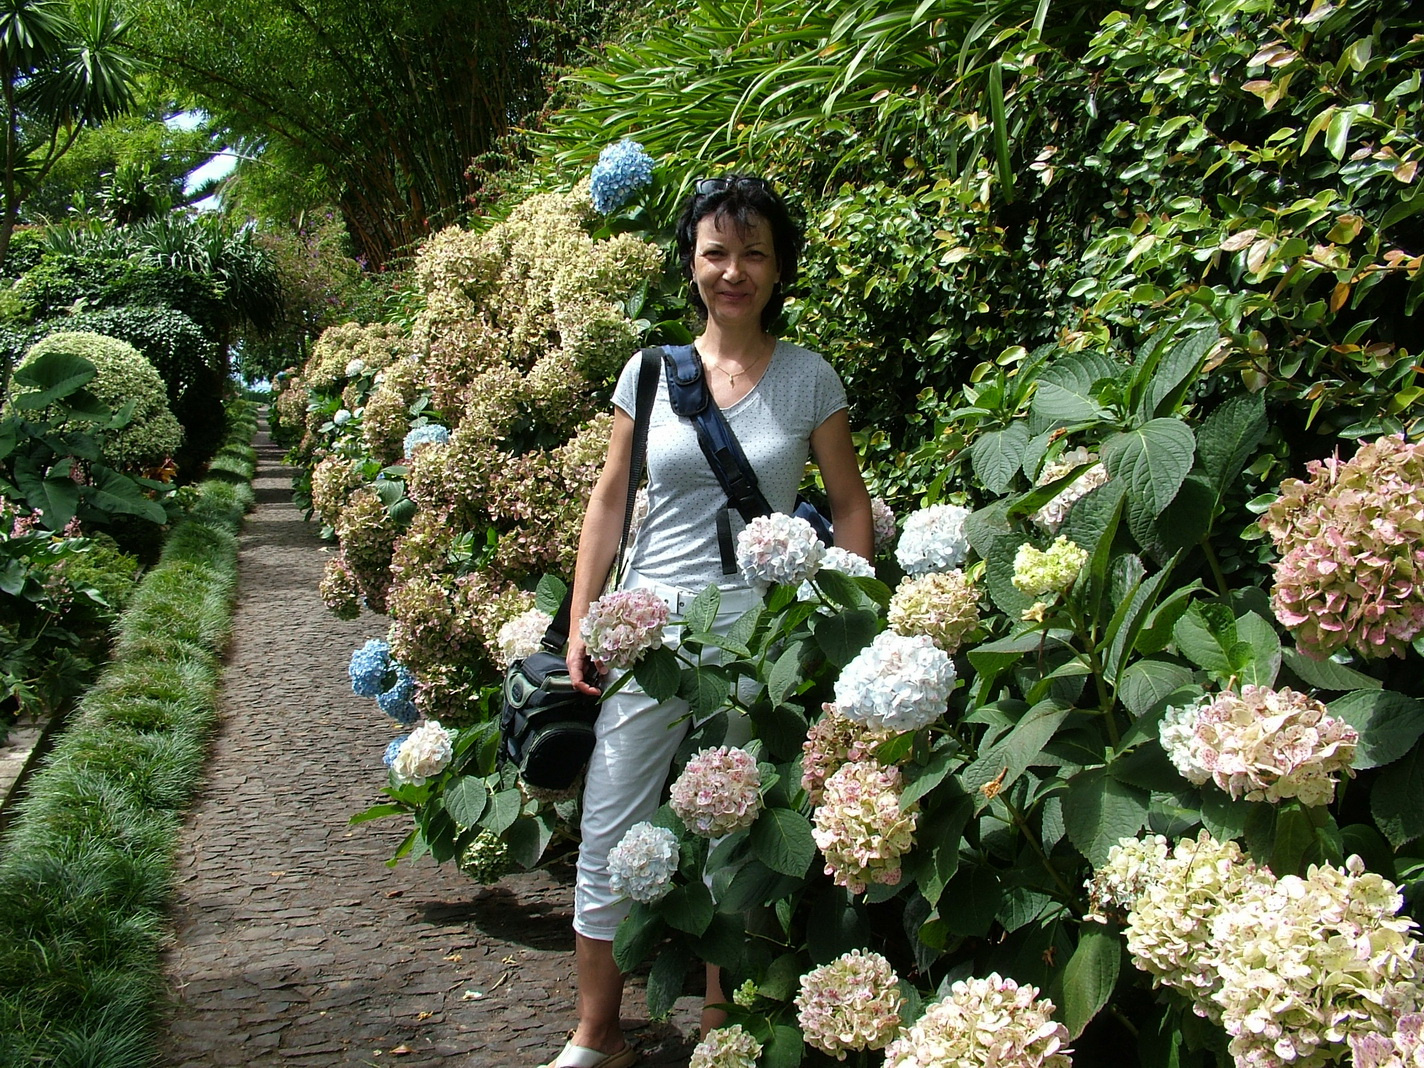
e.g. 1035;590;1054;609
611;341;848;592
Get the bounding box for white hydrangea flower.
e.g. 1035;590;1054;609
736;512;825;593
390;719;454;786
332;408;353;426
834;631;955;731
795;949;903;1057
345;357;367;377
1033;448;1109;533
1158;697;1213;786
895;503;971;574
607;821;680;903
797;546;875;607
580;588;670;669
669;747;763;838
1085;834;1171;922
883;972;1071;1068
689;1024;763;1068
494;608;553;669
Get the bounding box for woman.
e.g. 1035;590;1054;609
545;175;873;1068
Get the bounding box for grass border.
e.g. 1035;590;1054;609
0;401;258;1068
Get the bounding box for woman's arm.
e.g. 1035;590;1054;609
567;407;638;694
810;408;873;560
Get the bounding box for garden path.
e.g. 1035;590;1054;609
159;417;698;1067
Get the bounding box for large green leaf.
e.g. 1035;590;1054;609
1117;658;1195;718
646;947;690;1020
633;645;682;702
961;700;1071;812
970;422;1032;493
750;806;816;878
613;903;664;972
1280;649;1380;692
1029;350;1121;424
84;466;166;524
10;351;96;409
811;608;879;667
763;1024;806;1068
1062;925;1121;1039
442;777;489;829
504;812;555;868
1195;390;1268;500
659;879;714;936
483;788;523;835
1372;742;1424;848
1102;418;1196;515
1140;328;1216;422
1064;767;1150;866
1329;690;1424;770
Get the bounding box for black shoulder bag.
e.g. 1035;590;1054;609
497;348;660;790
661;343;833;575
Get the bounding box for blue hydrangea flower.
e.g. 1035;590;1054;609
349;638;392;697
589;140;654;213
383;735;408;768
403;423;449;458
377;665;419;724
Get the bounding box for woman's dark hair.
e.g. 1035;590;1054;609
676;175;802;331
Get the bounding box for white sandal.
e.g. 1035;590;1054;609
542;1039;637;1068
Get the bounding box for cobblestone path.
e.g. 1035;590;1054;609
160;419;697;1067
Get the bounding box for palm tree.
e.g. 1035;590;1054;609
0;0;140;268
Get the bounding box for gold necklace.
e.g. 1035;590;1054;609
707;345;771;388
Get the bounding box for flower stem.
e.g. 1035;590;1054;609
999;794;1079;906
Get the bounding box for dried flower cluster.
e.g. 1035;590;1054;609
1261;434;1424;660
795;949;904;1058
888;569;981;652
1158;686;1357;806
882;973;1072;1068
670;747;763;838
812;761;918;894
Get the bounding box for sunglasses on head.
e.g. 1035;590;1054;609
694;176;772;197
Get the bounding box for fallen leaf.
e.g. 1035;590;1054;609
417;1011;433;1021
443;953;463;963
462;990;484;1000
385;890;405;898
390;1046;413;1057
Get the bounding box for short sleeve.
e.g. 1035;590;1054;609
611;352;643;416
813;354;849;428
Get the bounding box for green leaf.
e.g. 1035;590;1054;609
634;645;682;702
811;608;879;668
682;584;720;634
613;903;664;972
984;533;1038;619
534;574;568;615
1172;602;1236;679
971;423;1032;493
659;879;715;936
961;700;1072;812
36;476;81;529
807;891;871;963
940;865;1002;936
912;792;971;906
1325;106;1354;160
1029;350;1121;424
1233;611;1282;687
763;1024;806;1068
1118;658;1195;717
1329;690;1424;770
1064;767;1150;866
483;788;523;835
442;776;489;829
1196;391;1267;501
349;802;407;825
813;567;864;611
646;947;690;1020
1062;926;1122;1039
680;664;731;718
1102;418;1196;515
84;467;167;524
1141;329;1215;422
1280;649;1381;692
767;642;805;707
750;807;816;878
10;351;97;409
504;812;554;868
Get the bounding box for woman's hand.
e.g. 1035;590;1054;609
566;635;604;696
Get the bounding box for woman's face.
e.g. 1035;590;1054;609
692;211;779;328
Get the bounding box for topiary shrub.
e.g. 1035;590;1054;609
14;332;183;471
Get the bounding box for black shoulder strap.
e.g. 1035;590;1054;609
661;344;774;523
543;347;661;651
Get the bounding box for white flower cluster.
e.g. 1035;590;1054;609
1012;536;1089;598
1085;834;1170;923
797;546;875;608
871;496;897;549
835;631;955;731
1032;448;1109;533
579;588;670;669
1158;685;1358;806
389;719;454;786
1350;1012;1424;1067
495;608;553;669
795;949;904;1058
895;504;971;575
736;512;825;593
882;972;1072;1068
689;1024;763;1068
607;821;680;903
1097;832;1424;1064
888;569;981;653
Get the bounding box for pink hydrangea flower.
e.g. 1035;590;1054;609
795;949;904;1058
735;511;825;593
579;588;669;669
882;972;1071;1068
812;761;918;894
669;747;763;837
871;496;897;549
1262;434;1424;660
801;703;895;805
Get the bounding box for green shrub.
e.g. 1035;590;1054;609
14;333;183;471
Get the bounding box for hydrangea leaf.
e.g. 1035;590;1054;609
1028;350;1121;426
940;865;1002;936
1371;741;1424;848
1062;925;1122;1039
646;947;688;1020
534;574;567;615
1139;327;1216;423
1328;689;1424;770
503;812;554;869
679;664;730;718
483;787;523;835
681;584;720;634
813;566;864;611
1102;417;1196;516
613;902;663;973
633;645;681;702
810;608;878;668
1195;389;1268;499
984;533;1038;619
995;886;1051;933
807;891;871;965
1233;611;1282;687
1280;649;1381;693
1063;766;1150;867
750;807;816;878
961;699;1072;813
970;422;1032;493
763;1024;805;1068
691;912;747;972
658;879;714;936
1200;789;1252;841
909;791;971;907
1171;601;1237;679
1117;657;1195;718
442;776;489;830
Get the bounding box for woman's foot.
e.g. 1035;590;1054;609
541;1039;637;1068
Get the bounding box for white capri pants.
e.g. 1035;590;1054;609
573;572;760;941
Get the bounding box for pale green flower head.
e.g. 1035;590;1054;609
1012;535;1089;598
